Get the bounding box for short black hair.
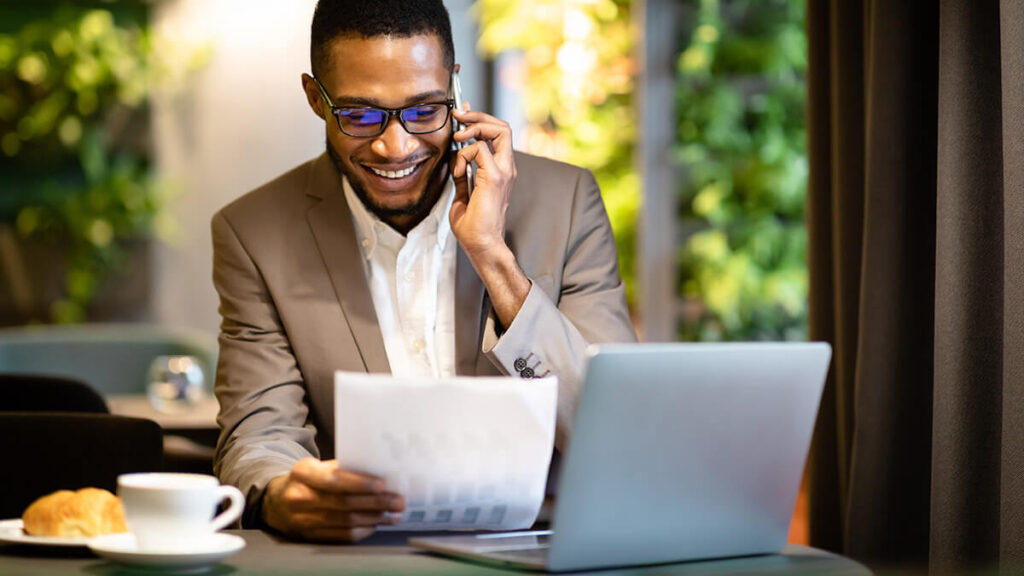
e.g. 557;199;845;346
310;0;455;78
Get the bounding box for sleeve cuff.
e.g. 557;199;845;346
482;279;557;380
238;462;293;529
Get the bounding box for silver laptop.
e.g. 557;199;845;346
409;342;832;572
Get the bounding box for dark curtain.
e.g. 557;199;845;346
805;0;1024;573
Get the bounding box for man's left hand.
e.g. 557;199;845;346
448;105;530;329
449;106;517;260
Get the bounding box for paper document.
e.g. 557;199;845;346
334;371;557;531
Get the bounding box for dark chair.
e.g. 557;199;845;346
0;413;163;519
0;326;220;477
0;373;215;478
0;374;108;413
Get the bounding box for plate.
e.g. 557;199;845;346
88;532;245;572
0;518;93;548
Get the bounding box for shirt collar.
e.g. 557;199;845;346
343;176;454;260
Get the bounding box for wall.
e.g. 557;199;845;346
150;1;484;336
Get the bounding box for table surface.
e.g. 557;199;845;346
106;394;220;430
89;402;870;575
0;530;870;575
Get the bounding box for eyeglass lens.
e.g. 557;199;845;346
336;104;449;136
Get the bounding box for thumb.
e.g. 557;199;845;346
453;171;471;204
449;191;467;226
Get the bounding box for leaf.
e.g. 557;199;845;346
676;0;808;341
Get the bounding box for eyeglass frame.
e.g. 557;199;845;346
312;75;455;138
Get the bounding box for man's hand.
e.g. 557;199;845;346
261;458;404;542
449;105;517;259
450;105;531;328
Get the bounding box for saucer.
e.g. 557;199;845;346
88;532;245;571
0;518;92;549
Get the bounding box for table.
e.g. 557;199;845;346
0;530;870;575
106;394;219;430
106;394;220;474
107;394;220;447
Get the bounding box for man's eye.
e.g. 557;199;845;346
403;105;444;122
340;108;385;124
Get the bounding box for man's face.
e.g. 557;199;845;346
309;34;452;231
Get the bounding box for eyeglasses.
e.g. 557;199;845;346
312;75;454;138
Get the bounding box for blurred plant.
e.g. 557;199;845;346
0;7;208;323
675;0;807;341
476;0;639;305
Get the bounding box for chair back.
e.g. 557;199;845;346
0;413;163;519
0;324;217;396
0;374;108;413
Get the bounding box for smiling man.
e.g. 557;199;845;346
211;0;636;542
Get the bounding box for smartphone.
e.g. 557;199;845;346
449;71;474;197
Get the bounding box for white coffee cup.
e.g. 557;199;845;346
117;473;244;552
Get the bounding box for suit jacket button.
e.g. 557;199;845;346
520;367;535;379
514;358;528;372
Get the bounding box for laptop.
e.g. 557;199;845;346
409;342;832;572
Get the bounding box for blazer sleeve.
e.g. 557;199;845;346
211;210;319;527
481;168;637;450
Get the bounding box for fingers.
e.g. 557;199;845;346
300;490;405;513
331;493;405;512
455;140;499;181
291;509;400;530
317;510;402;527
452;147;468;179
452;163;472;205
284;498;402;541
274;482;386;515
290;458;384;493
452;109;512;157
451;121;506;148
263;460;408;543
455;108;505;125
279;470;404;513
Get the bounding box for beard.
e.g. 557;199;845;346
326;138;449;227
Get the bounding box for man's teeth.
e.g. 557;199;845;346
370;165;416;179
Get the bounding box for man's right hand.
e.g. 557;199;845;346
261;458;405;542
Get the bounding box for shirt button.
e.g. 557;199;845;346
519;367;535;379
412;338;425;353
403;272;415;283
361;238;371;248
514;358;528;372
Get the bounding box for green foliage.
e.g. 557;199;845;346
675;0;808;341
0;7;204;323
476;0;638;305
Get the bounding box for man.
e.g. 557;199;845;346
212;0;635;542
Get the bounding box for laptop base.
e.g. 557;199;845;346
409;531;552;571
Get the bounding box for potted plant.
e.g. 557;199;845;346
0;6;203;325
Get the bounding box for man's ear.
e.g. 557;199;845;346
301;73;326;120
454;63;461;74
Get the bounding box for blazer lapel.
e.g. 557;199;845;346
305;154;390;374
454;245;487;375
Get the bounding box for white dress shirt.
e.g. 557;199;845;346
343;177;457;378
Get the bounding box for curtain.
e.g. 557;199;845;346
805;0;1024;572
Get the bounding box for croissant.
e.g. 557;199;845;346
22;488;127;538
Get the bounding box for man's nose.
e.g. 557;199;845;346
371;116;419;160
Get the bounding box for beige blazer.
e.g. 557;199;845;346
211;151;636;524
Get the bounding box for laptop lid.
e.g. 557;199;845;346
545;342;831;572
